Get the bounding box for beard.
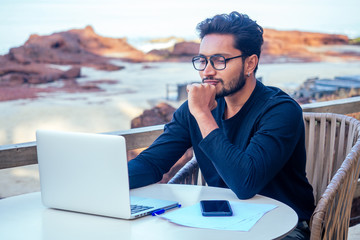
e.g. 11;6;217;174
203;67;247;98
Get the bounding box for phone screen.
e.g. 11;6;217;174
200;200;233;216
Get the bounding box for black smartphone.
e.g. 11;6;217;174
200;200;233;216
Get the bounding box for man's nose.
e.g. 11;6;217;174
203;61;216;76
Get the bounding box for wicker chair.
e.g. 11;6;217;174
168;112;360;240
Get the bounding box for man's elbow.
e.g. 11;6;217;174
234;188;257;200
230;179;260;199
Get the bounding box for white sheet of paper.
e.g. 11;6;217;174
159;201;277;231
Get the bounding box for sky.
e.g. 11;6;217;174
0;0;359;54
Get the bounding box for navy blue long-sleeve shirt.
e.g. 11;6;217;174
128;80;315;221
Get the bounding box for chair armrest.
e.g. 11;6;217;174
168;156;202;185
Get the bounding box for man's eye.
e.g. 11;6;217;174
213;59;225;64
212;56;225;62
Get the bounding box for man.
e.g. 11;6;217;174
128;12;315;239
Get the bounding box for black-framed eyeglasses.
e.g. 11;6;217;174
192;54;244;71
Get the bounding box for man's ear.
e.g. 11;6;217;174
244;54;258;76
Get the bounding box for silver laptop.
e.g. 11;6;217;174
36;129;179;219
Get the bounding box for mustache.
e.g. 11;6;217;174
202;77;224;83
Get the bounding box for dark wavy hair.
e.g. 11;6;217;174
196;11;263;72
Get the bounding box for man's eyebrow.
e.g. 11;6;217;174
198;53;232;57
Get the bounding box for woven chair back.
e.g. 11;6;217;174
304;113;360;240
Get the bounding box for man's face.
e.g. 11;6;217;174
198;34;246;98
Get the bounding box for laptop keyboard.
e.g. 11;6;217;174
131;204;153;214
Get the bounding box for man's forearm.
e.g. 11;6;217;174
128;158;161;189
193;110;219;138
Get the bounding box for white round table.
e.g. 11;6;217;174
0;184;298;240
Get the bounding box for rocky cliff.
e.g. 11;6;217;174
261;29;351;62
8;25;148;66
149;28;357;63
0;26;150;99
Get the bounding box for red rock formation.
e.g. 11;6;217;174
148;28;356;63
0;26;131;95
147;41;200;61
69;26;149;61
261;29;351;62
0;55;81;86
6;26;138;69
131;102;176;128
172;42;200;56
263;29;348;47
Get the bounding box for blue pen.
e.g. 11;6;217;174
151;209;165;216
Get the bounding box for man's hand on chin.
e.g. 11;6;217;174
186;83;219;138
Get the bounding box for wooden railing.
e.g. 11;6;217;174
1;96;360;197
0;125;164;170
301;96;360;114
